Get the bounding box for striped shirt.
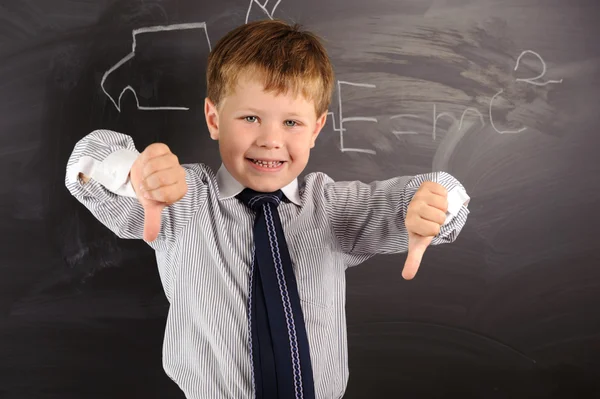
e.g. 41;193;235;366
65;129;470;399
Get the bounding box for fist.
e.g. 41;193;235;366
402;181;448;280
129;143;187;242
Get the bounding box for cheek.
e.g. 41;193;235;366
287;136;311;161
221;125;250;156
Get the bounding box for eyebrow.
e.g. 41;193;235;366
239;108;307;119
241;107;263;114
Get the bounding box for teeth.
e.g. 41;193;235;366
252;159;282;168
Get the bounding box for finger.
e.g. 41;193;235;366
143;203;164;242
418;206;447;227
426;194;448;213
402;249;423;280
402;235;433;280
142;182;185;204
142;153;179;179
143;143;172;160
421;181;448;197
410;217;441;237
142;166;182;191
137;144;167;168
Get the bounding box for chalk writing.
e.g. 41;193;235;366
390;114;421;135
489;89;527;134
331;50;564;152
488;50;563;134
99;20;563;147
458;108;486;133
328;81;378;154
514;50;564;86
246;0;282;23
101;23;211;112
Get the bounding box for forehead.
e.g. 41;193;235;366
223;73;317;116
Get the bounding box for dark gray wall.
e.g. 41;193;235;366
1;0;599;397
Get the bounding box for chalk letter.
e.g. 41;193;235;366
433;104;457;141
489;89;527;134
335;80;378;154
458;107;485;132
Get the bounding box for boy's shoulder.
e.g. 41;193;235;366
181;162;215;181
298;170;342;199
299;170;335;187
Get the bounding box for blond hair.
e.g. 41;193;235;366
206;19;334;116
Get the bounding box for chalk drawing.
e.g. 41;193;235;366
101;23;211;112
246;0;282;23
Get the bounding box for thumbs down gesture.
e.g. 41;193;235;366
129;143;187;242
402;180;449;280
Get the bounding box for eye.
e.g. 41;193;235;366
244;116;258;123
284;120;299;127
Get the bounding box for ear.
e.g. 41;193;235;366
309;111;328;148
204;97;220;140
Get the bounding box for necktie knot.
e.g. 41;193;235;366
237;188;283;212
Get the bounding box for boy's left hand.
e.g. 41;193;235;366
402;181;449;280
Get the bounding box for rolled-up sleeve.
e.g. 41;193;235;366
323;171;470;260
65;129;209;250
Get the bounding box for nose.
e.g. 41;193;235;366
256;122;283;149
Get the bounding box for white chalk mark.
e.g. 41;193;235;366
433;104;456;141
337;81;377;88
101;22;211;112
335;80;377;154
489;89;527;134
458;107;485;132
326;111;340;132
390;114;422;135
514;50;563;86
246;0;282;23
342;117;378;123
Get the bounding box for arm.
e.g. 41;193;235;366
65;129;209;252
323;171;470;258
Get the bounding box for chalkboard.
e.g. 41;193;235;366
2;0;600;397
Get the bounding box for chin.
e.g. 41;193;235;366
247;181;283;193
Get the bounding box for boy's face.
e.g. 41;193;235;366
204;76;327;193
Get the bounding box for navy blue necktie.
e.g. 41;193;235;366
237;188;315;399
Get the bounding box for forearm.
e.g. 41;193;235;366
325;171;470;256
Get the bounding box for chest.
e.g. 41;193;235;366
179;199;342;310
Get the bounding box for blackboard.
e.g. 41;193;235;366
2;0;600;397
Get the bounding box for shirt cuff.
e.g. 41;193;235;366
444;186;470;225
67;149;139;198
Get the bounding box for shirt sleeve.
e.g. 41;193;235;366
64;129;209;252
323;171;470;263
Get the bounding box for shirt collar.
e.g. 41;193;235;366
216;163;301;206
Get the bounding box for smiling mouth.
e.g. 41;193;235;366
247;158;285;168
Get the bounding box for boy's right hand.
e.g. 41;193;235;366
129;143;187;242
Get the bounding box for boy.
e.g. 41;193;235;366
65;19;470;399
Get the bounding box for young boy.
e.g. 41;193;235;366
65;19;470;399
